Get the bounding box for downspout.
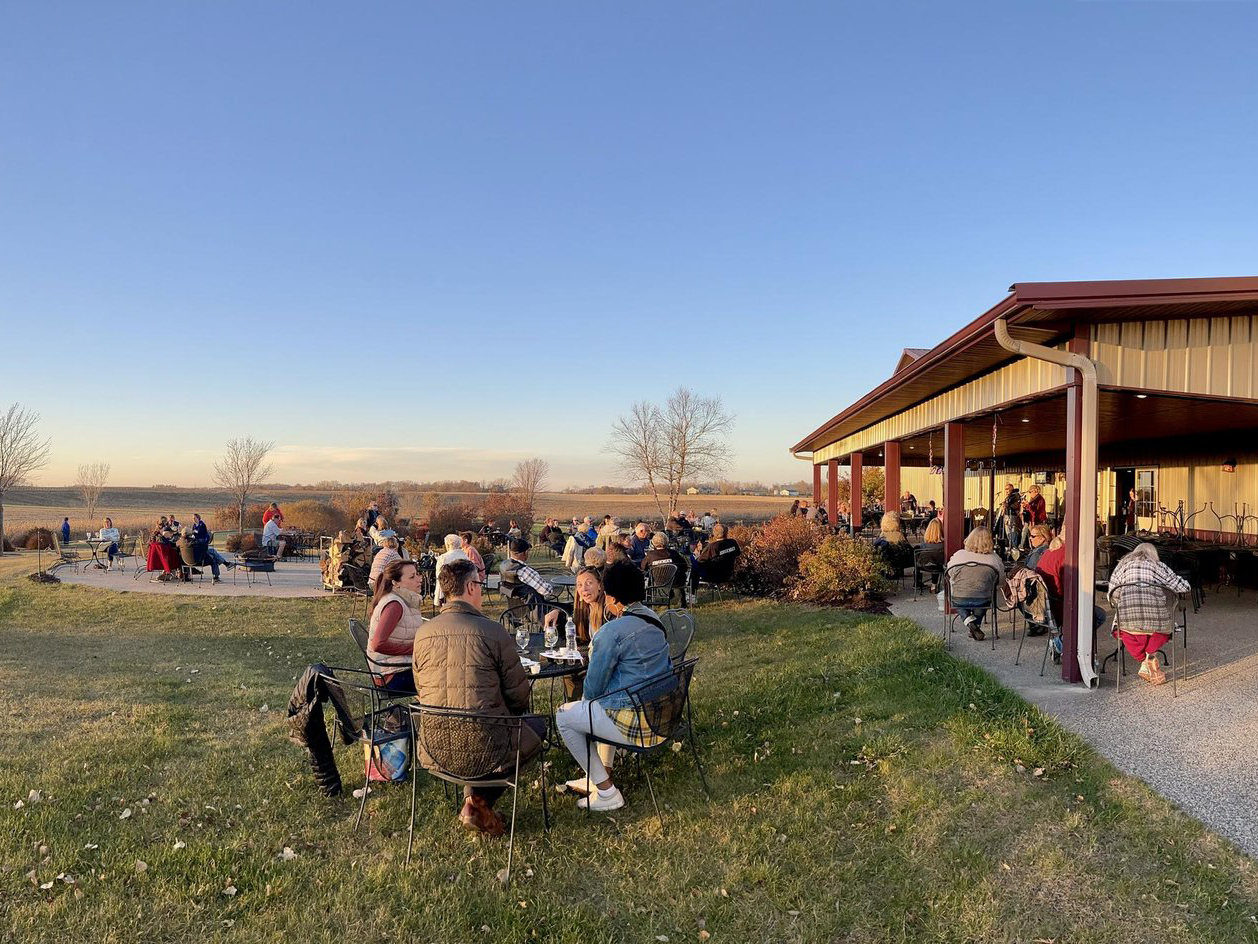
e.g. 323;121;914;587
993;318;1100;688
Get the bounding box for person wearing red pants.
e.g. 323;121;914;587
1108;542;1190;685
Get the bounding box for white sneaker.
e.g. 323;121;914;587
561;776;594;795
577;786;624;812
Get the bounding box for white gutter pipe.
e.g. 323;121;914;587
993;318;1099;687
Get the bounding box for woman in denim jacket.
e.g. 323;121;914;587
555;562;675;812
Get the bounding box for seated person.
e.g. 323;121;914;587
945;526;1008;641
694;523;741;589
873;511;914;575
1108;542;1190;685
922;500;938;524
369;535;404;587
545;565;608;699
368;516;391;546
190;513;229;575
433;534;471;607
459;531;487;583
100;517;120;568
604;542;632;569
367;559;424;692
916;518;946;591
174;528;202;582
506;520;523;540
499;539;554;620
641;531;689;606
583;546;607;571
628;522;652;564
1033;526;1106;664
262;515;284;556
412;559;542;835
554;563;675;812
1023;524;1053;571
540;518;566;555
353;517;371;542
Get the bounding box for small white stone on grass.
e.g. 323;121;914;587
119;808;132;820
28;789;42;804
223;884;238;896
279;847;297;861
135;860;147;873
173;840;186;850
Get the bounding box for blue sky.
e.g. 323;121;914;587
3;2;1257;488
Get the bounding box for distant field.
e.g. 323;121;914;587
1;486;796;536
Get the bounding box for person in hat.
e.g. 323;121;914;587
499;539;554;621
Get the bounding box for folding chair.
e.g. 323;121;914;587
51;534;81;573
1102;583;1188;696
1011;574;1062;673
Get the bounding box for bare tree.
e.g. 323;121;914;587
609;388;734;520
211;437;275;534
0;403;52;555
511;457;549;517
77;461;111;522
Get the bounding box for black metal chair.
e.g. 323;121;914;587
1102;583;1188;696
346;618;418;825
1010;573;1063;673
584;658;709;829
941;561;1005;650
406;704;550;885
51;534;81;573
658;608;695;664
645;561;678;610
912;545;945;601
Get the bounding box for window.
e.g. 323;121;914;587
1135;469;1157;520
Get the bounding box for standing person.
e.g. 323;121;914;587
1000;483;1022;550
367;559;425;693
412;558;544;836
1023;485;1047;526
61;517;71;545
789;499;800;517
1123;487;1139;534
433;534;471;607
554;563;676;811
365;500;381;532
459;531;486;583
262;502;284;528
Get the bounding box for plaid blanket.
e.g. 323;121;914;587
1109;557;1189;635
606;707;667;748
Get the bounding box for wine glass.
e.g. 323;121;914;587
515;624;530;651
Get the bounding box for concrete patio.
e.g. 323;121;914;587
890;582;1258;859
54;559;330;599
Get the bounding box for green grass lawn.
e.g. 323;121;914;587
3;568;1258;942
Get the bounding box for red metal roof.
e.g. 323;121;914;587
791;276;1258;455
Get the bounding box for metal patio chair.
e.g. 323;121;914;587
645;561;678;610
941;561;1005;650
1102;582;1189;696
659;608;696;664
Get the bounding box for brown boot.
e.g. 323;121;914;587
458;795;506;837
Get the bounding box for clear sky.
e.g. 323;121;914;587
3;2;1256;488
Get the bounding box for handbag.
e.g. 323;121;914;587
364;712;411;782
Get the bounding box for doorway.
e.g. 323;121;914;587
1113;467;1157;534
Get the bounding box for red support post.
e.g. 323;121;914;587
943;422;965;558
884;441;901;515
826;458;839;526
850;453;863;532
813;463;822;512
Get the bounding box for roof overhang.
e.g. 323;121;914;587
792;276;1258;456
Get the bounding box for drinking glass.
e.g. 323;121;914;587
516;625;530;651
544;622;558;650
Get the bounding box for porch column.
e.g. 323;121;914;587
826;458;838;526
1061;328;1093;684
884;441;901;515
849;452;863;533
813;463;823;512
943;422;965;558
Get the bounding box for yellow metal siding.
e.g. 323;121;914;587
813;353;1069;463
1091;315;1258;399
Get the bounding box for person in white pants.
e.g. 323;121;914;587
554;563;675;812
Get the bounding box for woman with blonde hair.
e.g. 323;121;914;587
874;510;914;578
1024;523;1054;571
945;526;1008;641
916;517;946;593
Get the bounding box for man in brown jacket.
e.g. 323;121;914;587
412;557;545;836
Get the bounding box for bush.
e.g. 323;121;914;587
791;534;893;608
283;500;347;535
16;527;57;550
735;514;820;596
1;535;13;552
482;492;534;539
334;488;397;529
224;533;260;553
211;503;267;531
426;503;481;546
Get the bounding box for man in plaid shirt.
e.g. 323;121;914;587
1108;542;1190;683
500;539;554;620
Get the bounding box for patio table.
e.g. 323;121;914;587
84;538;109;571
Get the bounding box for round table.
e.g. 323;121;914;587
548;574;577;601
84;538;109;570
517;631;584;681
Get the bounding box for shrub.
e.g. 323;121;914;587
283;500;347;535
791;534;893;608
426;503;481;546
482;492;534;539
16;527;57;550
736;514;820;596
1;535;13;552
334;488;397;528
224;533;260;553
211;503;267;531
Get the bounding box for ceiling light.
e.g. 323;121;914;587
1021;418;1030;423
1135;394;1148;399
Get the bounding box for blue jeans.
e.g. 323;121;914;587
203;546;227;578
953;597;990;624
